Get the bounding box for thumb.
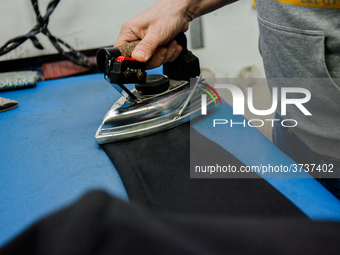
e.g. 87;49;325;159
131;31;164;62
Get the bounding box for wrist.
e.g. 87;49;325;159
184;0;200;21
186;0;236;20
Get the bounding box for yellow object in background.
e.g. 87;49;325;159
275;0;340;9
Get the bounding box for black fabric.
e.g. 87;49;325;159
101;123;306;217
1;190;339;255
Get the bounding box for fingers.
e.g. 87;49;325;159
145;40;182;69
145;47;167;69
115;21;183;69
168;45;182;62
131;30;162;62
115;31;182;70
164;40;181;63
114;23;140;47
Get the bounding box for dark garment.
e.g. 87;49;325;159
101;123;306;217
1;190;340;255
2;124;339;254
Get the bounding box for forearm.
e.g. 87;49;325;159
145;0;238;25
185;0;239;20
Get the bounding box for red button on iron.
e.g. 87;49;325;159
116;56;136;63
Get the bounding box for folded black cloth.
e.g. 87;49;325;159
1;190;339;255
101;123;305;217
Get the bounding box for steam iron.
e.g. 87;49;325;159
95;33;213;144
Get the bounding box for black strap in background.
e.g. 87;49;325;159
0;0;96;70
101;123;306;218
1;190;338;255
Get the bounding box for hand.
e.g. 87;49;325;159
114;0;192;69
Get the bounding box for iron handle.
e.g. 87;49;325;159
115;40;141;58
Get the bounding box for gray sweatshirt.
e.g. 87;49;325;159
256;0;340;160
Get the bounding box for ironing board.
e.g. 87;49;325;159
1;68;340;247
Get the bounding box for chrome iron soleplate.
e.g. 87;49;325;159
95;77;214;144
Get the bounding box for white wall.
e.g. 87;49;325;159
0;0;264;78
189;0;265;78
0;0;159;61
